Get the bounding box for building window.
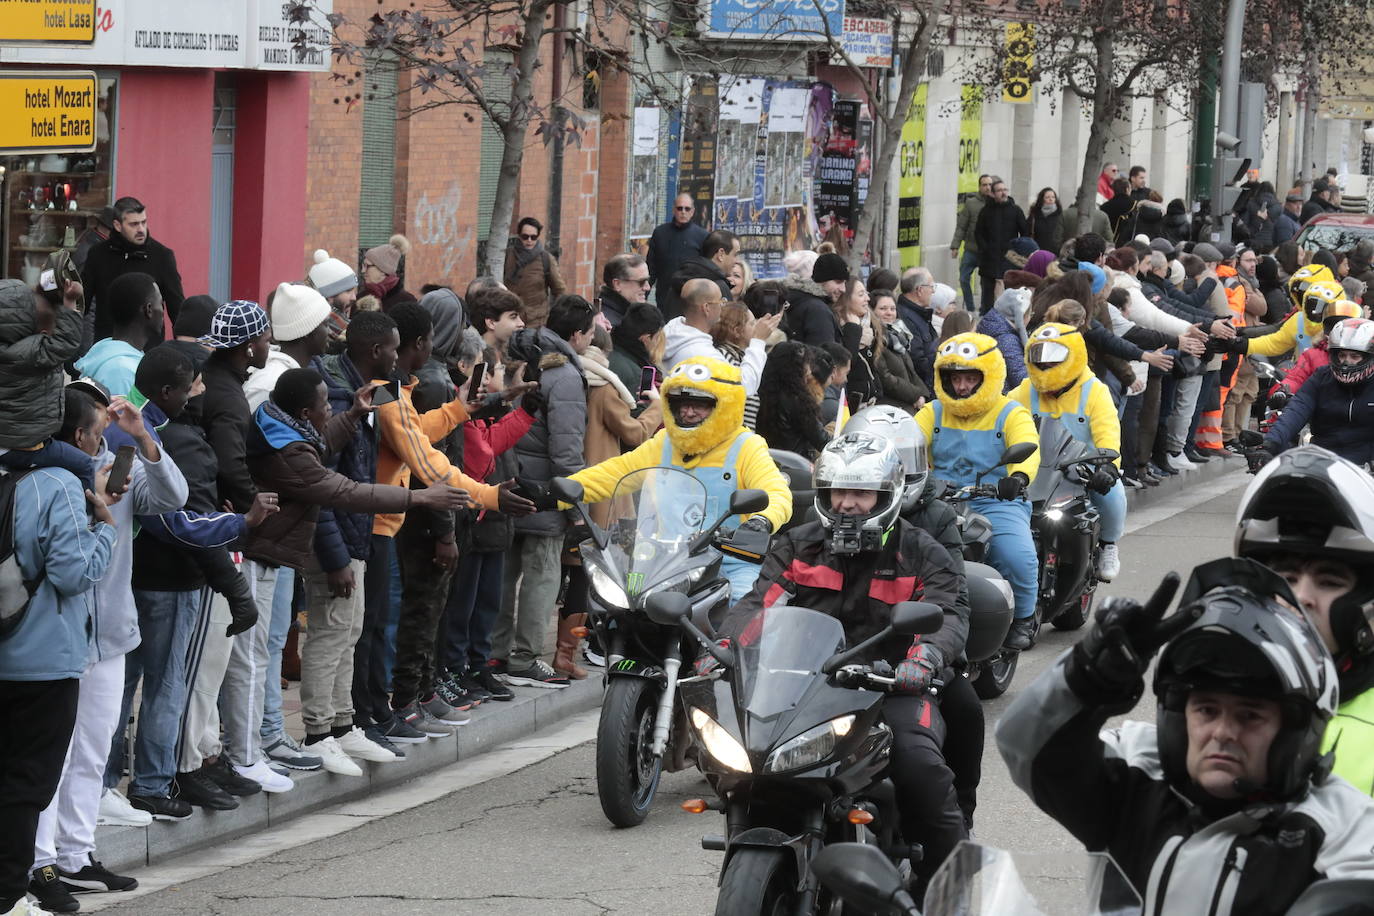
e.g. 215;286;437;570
359;54;399;251
477;49;513;244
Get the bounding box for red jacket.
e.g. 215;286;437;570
1279;340;1329;395
462;407;535;484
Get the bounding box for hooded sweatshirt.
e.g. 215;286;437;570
242;346;302;412
663;316;766;396
75;337;143;398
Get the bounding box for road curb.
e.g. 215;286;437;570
96;675;603;874
1123;448;1245;510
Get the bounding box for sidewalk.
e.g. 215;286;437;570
95;451;1241;875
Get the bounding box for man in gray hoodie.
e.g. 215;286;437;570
28;384;187;912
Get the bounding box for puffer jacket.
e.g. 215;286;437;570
313;352;378;567
896;293;937;389
783;277;842;345
977;308;1027;391
1265;366;1374;466
513;328;587;536
244;404;412;571
722;518;966;676
0;279;83;448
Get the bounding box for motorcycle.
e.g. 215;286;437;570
549;471;769;828
814;840;1143;915
664;594;945;916
940;442;1037;700
1027;417;1119;632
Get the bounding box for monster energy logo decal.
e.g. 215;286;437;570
627;572;645;596
614;659;636;671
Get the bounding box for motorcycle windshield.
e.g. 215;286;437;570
924;842;1141;916
606;467;710;599
1027;416;1094;504
735;607;847;720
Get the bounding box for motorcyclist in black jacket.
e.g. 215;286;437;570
996;558;1374;914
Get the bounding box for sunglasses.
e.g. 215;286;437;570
626;277;651;287
519;233;539;240
675;206;694;212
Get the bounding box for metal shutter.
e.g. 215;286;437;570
359;55;398;249
477;50;514;242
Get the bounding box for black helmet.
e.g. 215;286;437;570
1235;445;1374;684
1154;559;1338;803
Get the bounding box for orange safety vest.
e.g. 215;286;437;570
1194;266;1247;451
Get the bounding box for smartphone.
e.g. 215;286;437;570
105;445;136;496
372;379;401;406
639;365;660;394
466;362;487;402
760;288;780;315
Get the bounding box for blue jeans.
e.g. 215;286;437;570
722;554;761;605
382;545;402;690
1090;480;1127;543
958;250;979;311
444;550;505;672
972;497;1037;620
259;566;295;745
106;588;203;797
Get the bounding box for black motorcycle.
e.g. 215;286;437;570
661;594;944;916
550;472;769;828
941;442;1037;700
1027;417;1118;632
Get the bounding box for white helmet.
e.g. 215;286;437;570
842;406;929;513
813;432;905;555
1326;317;1374;386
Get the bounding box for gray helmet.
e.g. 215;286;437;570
843;405;929;513
813;432;904;555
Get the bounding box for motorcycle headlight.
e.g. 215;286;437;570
762;715;856;774
588;564;629;609
690;708;751;773
1045;508;1064;522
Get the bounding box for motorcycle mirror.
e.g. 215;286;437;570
813;843;919;916
891;601;944;636
645;592;692;626
549;477;585;505
997;442;1038;467
730;488;769;515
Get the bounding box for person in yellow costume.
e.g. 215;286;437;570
1009;322;1126;583
1244;267;1338;360
568;356;791;601
915;332;1040;649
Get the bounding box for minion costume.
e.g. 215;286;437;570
915;333;1040;647
1246;267;1338;359
1009;323;1127;580
569;357;792;601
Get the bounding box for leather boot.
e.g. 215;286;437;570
553;613;588;680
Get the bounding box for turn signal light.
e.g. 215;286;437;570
570;626;590;638
682;798;709;814
846;808;874;825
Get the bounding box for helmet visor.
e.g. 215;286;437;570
1027;341;1070;364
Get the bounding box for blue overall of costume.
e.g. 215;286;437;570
1296;320;1312;356
1028;378;1127;544
661;432;759;602
931;401;1037;621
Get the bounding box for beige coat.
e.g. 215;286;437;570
504;244;567;328
581;346;663;527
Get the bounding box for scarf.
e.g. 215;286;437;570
884;320;912;355
365;274;398;301
510;240;545;275
581;346;638;407
262;400;326;453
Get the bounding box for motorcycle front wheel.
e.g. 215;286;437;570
595;676;664;828
715;848;800;916
973;651;1019;699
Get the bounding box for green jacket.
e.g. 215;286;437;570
950;193;986;254
1323;687;1374;796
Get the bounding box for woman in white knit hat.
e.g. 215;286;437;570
308;249;359;349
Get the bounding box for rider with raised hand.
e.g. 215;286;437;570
1266;298;1362;408
567;356;790;601
997;558;1374;915
915;332;1040;649
720;432;968;886
1236;445;1374;796
1009;322;1126;582
1257;317;1374;468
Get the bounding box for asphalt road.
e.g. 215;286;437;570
90;481;1248;915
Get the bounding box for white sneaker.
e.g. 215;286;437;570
339;726;402;763
6;899;54;916
233;758;294;793
1168;452;1196;470
1098;543;1121;582
96;788;153;827
314;736;364;777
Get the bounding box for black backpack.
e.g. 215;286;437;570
0;470;41;642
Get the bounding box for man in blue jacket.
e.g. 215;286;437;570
0;390;118;916
1259;317;1374;467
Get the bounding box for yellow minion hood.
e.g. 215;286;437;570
661;356;745;456
935;332;1006;419
1025;322;1088;394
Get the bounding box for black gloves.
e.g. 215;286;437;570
1267;388;1289;410
997;472;1028;501
895;643;943;695
226;593;259;638
1245;445;1275;474
1086;464;1119;495
1064;573;1191;713
739;516;773;534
